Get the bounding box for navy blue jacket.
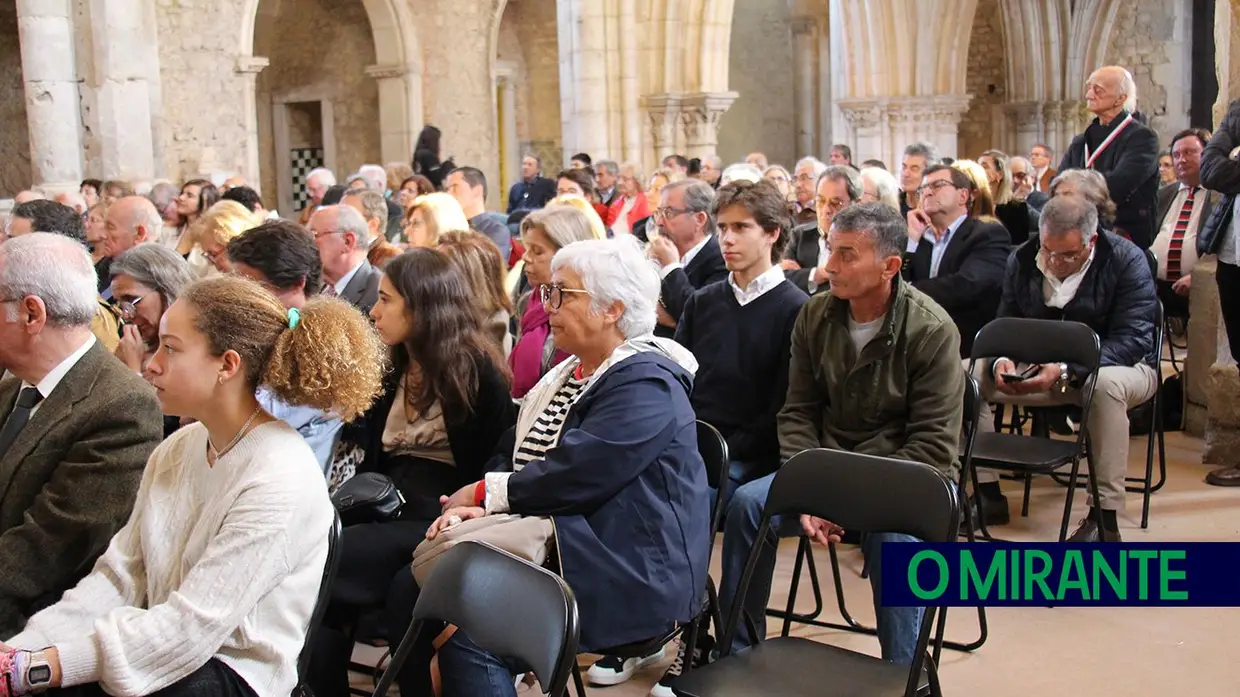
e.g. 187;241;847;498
1000;231;1157;375
499;352;710;651
1199;99;1240;257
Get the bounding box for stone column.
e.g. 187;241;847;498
618;0;643;165
235;56;269;187
496;74;519;206
89;0;158;182
1003;101;1044;156
644;94;683;168
790;17;818;159
557;0;610;161
16;0;83;194
679;92;738;159
366;62;421;166
838;96;970;168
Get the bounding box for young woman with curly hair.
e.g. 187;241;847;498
0;275;385;697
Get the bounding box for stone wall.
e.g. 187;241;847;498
502;0;561;168
1104;0;1191;146
958;0;1006;159
717;0;796;168
0;3;32;197
254;0;380;204
154;0;254;183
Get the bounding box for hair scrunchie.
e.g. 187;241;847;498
287;307;301;330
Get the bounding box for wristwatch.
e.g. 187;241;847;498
1052;363;1070;394
26;651;51;693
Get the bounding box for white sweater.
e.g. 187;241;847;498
9;421;334;697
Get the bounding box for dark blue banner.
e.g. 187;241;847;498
880;543;1240;606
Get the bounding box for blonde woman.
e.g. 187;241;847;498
645;168;683;211
950;159;997;220
194;200;264;273
404;192;470;247
980;149;1037;244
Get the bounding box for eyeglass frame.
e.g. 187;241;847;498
916;179;958;196
653;206;693;221
1039;241;1092;265
114;293;153;319
538;282;591;310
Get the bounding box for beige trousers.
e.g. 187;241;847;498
971;361;1158;511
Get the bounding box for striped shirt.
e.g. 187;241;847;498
513;374;588;470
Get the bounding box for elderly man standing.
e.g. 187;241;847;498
310;204;382;314
300;167;337;226
0;233;162;636
1059;65;1160;249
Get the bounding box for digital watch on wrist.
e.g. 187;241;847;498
25;651;51;693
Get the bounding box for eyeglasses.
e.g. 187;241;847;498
1040;244;1090;264
917;180;957;196
1011;172;1031;181
815;197;848;213
653;206;692;220
312;228;347;239
114;294;151;319
538;283;590;310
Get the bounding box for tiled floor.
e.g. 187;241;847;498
351;429;1240;696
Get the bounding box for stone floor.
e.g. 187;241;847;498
350;428;1239;696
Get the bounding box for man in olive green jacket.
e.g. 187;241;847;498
714;203;963;666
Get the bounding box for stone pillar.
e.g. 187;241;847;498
1187;258;1221;436
16;0;83;194
88;0;158;182
838;96;970;169
557;0;610;161
790;17;818;159
618;0;643;165
235;56;268;187
645;94;683;167
496;73;519;207
366;62;421;167
679;92;738;159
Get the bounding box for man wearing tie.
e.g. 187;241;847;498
310;205;383;315
1150;128;1216;319
0;233;162;636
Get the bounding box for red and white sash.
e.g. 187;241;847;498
1083;113;1134;169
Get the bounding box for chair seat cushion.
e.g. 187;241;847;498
970;432;1082;471
670;636;927;697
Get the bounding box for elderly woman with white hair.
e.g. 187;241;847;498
858;166;901;212
386;237;711;697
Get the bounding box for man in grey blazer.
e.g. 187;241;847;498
310;204;383;315
0;233;162;636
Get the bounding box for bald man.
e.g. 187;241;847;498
103;196;162;257
221;175;247;191
54;192;87;216
12;191;44;205
1059;65;1159;248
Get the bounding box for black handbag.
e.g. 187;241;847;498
330;472;405;527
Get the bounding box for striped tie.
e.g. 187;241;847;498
1166;187;1197;281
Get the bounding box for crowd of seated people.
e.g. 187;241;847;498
1;61;1237;697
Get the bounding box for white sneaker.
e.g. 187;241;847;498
650;632;714;697
584;647;666;686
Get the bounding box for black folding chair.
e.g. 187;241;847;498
1051;301;1168;529
766;372;987;654
294;510;343;697
671;449;956;697
571;420;730;694
967;317;1102;542
374;541;580;697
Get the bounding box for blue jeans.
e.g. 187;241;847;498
716;471;925;665
437;630;520;697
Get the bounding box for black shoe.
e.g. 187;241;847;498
649;633;715;697
1067;517;1122;543
961;492;1010;532
1206;465;1240;487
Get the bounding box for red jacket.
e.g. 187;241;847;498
607;194;651;235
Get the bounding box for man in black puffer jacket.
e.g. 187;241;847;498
976;196;1158;543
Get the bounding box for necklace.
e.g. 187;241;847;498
207;405;264;463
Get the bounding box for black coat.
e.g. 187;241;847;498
1059;112;1160;249
343;354;516;520
1198;99;1240;256
902;217;1011;357
782;222;825;295
658;235;729;337
999;231;1158;374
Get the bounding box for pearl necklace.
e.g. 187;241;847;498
208;405;263;463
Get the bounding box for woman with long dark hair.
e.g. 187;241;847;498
309;248;515;697
173;179;221;277
411;125;454;191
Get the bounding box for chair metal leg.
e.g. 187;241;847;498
1020;474;1032;517
1059;455;1082;542
571;663;588;697
371;617;422;697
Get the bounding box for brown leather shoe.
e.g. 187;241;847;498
1206;465;1240;487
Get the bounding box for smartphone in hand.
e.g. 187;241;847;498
1000;364;1041;384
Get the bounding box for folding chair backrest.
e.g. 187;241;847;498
970;317;1101;372
414;541;579;697
297;510;342;684
696;420;730;533
961;372;981;462
763;449;959;543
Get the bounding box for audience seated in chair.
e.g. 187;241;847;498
310;205;383;315
308;249;515;697
396;236;711;697
2;274;383;697
647;180;729;338
713;203;965;666
780;165;860;296
973;196;1158;542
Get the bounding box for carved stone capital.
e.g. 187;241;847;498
839;95;972;128
679;92;739;147
365;63;416;81
235;56;270;75
643;93;685;146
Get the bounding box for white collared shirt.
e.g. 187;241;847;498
1150;184;1205;280
333;259;366;297
21;334;96;418
1038;246;1096;309
660;235;712;279
728;264;786;306
905;214;967;278
1034;166;1049;190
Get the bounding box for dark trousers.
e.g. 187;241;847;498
50;658;255;697
1156;279;1191;320
1217;261;1240;361
307;518;433;697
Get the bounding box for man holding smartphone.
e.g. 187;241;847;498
977;196;1158;542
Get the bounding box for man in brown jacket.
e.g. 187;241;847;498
713;203;963;667
0;233;162;636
